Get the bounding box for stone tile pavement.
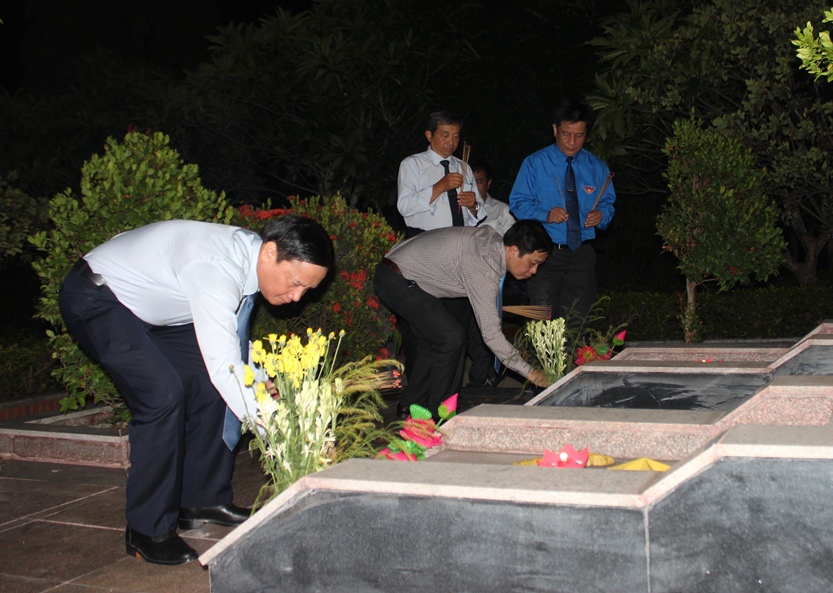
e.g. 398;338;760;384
0;380;531;593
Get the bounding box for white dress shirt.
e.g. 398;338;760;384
397;148;486;230
481;193;517;236
84;220;261;421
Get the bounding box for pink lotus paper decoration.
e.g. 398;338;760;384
575;330;627;366
377;448;419;462
400;418;443;448
378;394;459;462
537;444;589;469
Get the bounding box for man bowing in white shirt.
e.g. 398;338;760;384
58;215;333;566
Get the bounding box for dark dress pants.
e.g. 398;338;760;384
58;266;235;537
466;305;496;384
527;242;596;330
374;264;467;416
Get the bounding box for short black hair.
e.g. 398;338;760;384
469;159;491;180
260;215;335;269
426;110;463;134
503;220;553;256
552;98;595;133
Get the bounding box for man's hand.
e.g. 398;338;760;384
458;190;478;211
546;206;569;224
584;209;602;228
437;172;463;192
528;369;549;388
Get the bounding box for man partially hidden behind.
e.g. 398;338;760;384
510;99;616;328
468;159;517;387
373;220;551;419
58;216;333;565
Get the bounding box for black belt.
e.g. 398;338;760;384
381;257;402;275
74;259;107;287
554;241;589;250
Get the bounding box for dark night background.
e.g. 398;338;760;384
3;0;829;337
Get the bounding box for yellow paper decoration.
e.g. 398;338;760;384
607;458;670;472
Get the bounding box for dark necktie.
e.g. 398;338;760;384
222;293;256;450
565;156;581;250
441;159;464;227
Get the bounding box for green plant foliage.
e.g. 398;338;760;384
235;195;400;361
29;130;234;415
0;172;49;269
794;8;833;81
0;333;61;399
182;0;454;208
590;0;833;286
657;118;786;341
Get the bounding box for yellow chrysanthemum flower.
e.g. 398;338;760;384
256;382;269;403
243;364;255;386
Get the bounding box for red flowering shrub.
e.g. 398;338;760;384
236;195;400;360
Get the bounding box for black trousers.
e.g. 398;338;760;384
58;265;235;537
527;242;596;328
374;264;467;416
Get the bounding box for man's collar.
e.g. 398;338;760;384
427;147;454;164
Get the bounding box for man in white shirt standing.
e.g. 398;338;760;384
393;111;487;417
58;215;333;566
397;110;486;238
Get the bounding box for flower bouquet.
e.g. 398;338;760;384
525;318;568;384
239;328;401;505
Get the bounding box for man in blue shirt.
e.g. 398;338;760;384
510;99;615;327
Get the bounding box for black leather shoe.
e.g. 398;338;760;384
125;527;197;565
178;504;251;530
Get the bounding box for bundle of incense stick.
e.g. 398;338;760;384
591;172;615;210
502;305;552;320
461;142;471;176
459;142;472;213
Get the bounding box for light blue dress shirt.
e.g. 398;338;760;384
84;220;261;421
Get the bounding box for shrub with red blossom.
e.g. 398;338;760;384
236;195;400;360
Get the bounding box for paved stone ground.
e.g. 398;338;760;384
0;377;531;593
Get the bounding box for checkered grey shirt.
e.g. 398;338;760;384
386;226;533;377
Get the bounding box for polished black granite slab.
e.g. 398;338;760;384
534;372;772;411
649;457;833;593
210;490;648;593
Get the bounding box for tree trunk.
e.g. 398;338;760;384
682;277;701;343
784;247;821;287
782;203;829;287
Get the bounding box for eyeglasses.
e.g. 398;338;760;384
557;131;586;141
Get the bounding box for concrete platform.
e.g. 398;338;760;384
201;323;833;592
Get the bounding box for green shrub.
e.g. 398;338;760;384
658;117;785;341
235;195;400;360
698;285;833;339
595;290;680;341
596;285;833;342
0;172;49;270
0;332;61;399
29;130;234;417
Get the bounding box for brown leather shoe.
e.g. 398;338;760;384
178;504;251;530
125;527;198;565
